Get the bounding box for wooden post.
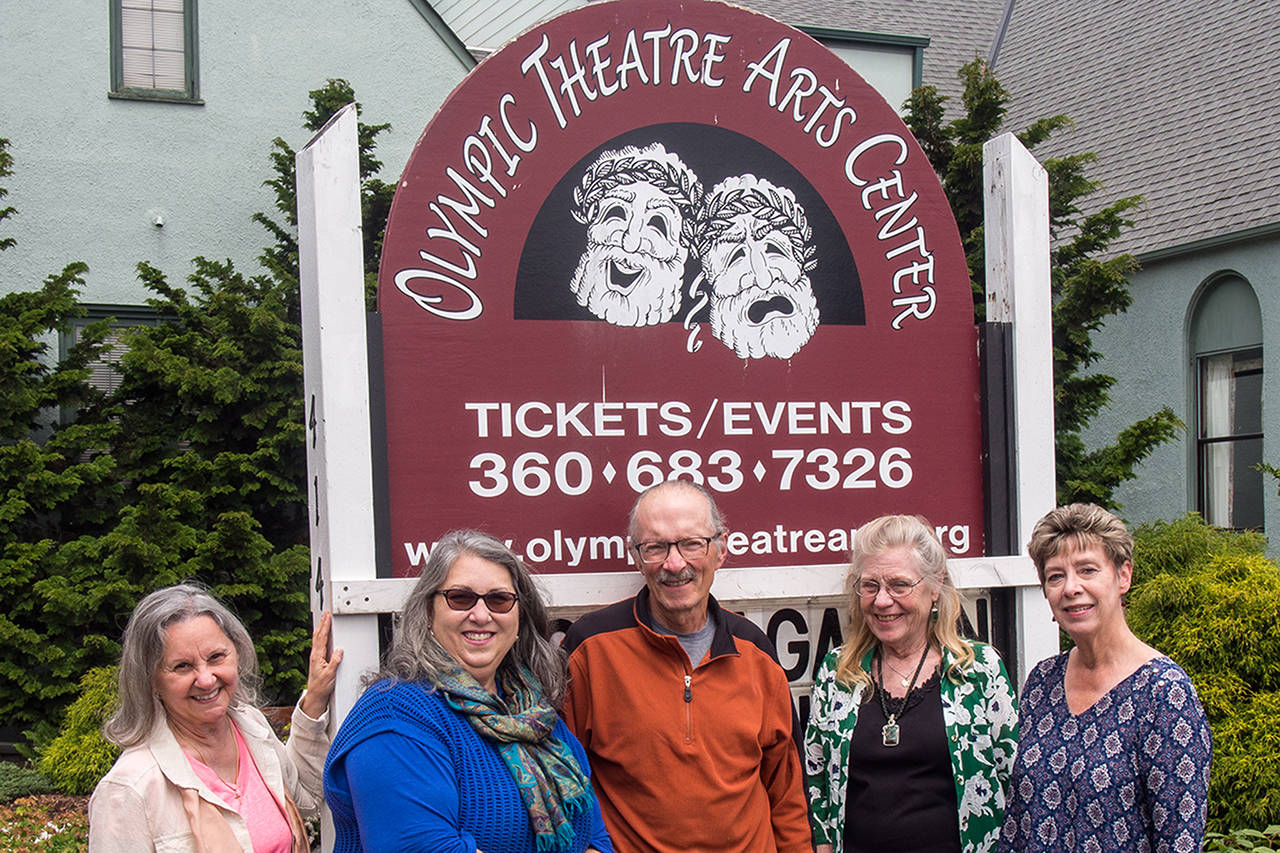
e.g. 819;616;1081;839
296;103;380;852
983;132;1059;684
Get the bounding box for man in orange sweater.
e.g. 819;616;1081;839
562;480;813;852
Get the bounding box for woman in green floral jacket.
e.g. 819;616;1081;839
804;515;1019;853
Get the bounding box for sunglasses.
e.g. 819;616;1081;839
434;588;520;613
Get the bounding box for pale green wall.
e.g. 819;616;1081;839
1083;233;1280;537
0;0;469;305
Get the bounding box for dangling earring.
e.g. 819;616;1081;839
930;604;939;623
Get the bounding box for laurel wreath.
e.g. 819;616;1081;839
693;185;818;273
572;154;705;245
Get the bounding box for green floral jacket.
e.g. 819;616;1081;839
804;642;1019;853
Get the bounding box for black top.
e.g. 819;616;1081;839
843;668;962;853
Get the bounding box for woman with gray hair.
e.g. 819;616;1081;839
324;530;612;853
805;514;1018;853
88;583;342;852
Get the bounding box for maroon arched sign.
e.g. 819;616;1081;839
379;0;983;575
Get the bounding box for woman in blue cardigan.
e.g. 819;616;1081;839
325;531;612;853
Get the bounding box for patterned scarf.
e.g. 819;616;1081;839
432;663;590;852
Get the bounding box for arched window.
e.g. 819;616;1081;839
1191;274;1263;529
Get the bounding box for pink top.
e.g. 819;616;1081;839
183;722;293;853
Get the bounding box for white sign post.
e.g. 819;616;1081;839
984;132;1059;683
296;103;381;851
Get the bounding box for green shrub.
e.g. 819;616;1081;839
37;665;120;795
1131;513;1265;587
1129;552;1280;691
1203;825;1280;852
1127;514;1280;832
0;82;392;744
0;761;55;803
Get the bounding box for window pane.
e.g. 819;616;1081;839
1198;347;1263;530
152;9;185;49
1204;436;1264;530
1199;353;1232;438
116;1;188;92
1234;358;1263;434
152;49;185;89
120;8;156;49
152;8;185;47
1232;437;1264;529
1199;348;1262;439
121;47;156;88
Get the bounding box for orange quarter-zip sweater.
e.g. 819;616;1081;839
562;588;813;853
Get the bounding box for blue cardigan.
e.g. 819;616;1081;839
325;680;613;853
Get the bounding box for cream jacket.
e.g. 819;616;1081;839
88;699;328;853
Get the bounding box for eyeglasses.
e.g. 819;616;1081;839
633;535;719;565
856;577;925;599
434;588;520;613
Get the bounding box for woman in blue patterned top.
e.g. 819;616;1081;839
325;531;612;853
998;504;1211;853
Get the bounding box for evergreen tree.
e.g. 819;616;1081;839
0;81;393;741
0;138;126;736
905;60;1180;508
255;78;393;309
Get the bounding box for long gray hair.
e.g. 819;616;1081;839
103;583;262;748
372;530;567;705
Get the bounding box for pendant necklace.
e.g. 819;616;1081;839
875;643;930;747
882;658;915;688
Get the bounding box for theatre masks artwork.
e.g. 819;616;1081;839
695;176;819;360
566;141;820;359
569;143;704;327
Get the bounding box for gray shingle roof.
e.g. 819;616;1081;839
740;0;1007;106
433;1;1277;257
996;0;1280;257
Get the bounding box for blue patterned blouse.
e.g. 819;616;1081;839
998;653;1211;853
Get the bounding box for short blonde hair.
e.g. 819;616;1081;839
1026;503;1133;583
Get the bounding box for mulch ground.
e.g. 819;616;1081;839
0;788;88;824
0;792;89;824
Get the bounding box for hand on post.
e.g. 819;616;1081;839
299;610;343;719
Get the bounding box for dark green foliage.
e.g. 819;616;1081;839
1128;515;1280;832
0;157;125;730
38;666;120;795
0;81;393;746
254;78;393;310
904;60;1179;509
1203;825;1280;852
0;762;56;803
85;253;317;704
0;139;16;252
